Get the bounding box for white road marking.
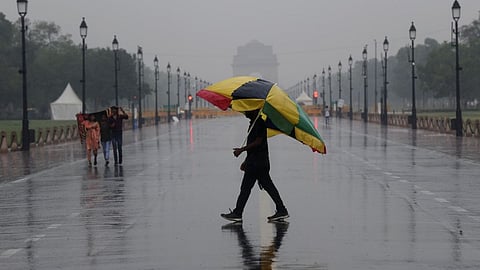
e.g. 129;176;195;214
399;179;409;183
0;249;21;258
47;224;62;230
414;185;423;190
468;216;480;222
420;190;435;196
391;176;401;179
435;198;450;203
69;212;80;218
449;206;468;213
383;172;393;176
11;178;27;184
32;234;46;242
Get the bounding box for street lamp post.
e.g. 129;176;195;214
80;17;88;114
195;76;198;109
409;22;417;130
307;77;310;96
154;56;159;125
328;66;332;114
362;46;368;123
137;47;143;128
176;67;180;117
17;0;29;151
112;35;119;107
452;0;463;136
184;71;187;108
348;55;353;120
187;73;191;101
167;63;171;123
322;69;326;109
382;36;389;126
338;61;342;118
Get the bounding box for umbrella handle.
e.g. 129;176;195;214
240;109;263;147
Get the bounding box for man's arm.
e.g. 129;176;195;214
120;108;129;119
233;136;262;157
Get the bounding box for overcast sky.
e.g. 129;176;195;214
1;0;479;87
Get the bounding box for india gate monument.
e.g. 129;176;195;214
232;40;279;83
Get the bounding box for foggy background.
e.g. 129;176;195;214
1;0;479;87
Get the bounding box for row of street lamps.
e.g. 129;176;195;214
289;0;462;134
82;22;208;128
15;1;465;151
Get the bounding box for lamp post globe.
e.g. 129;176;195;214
17;0;28;16
452;0;461;21
409;22;417;40
112;35;119;51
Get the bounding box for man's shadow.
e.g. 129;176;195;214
222;221;289;269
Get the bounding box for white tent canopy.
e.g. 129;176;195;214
296;91;313;106
50;83;82;120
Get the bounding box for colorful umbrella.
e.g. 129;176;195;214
197;76;326;154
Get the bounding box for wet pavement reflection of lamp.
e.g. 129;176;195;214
17;0;29;151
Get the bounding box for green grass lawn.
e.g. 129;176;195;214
418;111;480;121
0;120;77;144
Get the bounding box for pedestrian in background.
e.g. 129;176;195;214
99;114;112;166
324;106;330;125
109;107;128;165
84;114;100;167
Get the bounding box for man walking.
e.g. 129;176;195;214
109;107;128;165
221;110;288;222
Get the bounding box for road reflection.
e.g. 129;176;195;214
222;221;289;269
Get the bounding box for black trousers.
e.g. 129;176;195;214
234;168;286;215
111;132;123;164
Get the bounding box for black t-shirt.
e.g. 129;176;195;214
245;118;270;170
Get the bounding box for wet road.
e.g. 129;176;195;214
1;116;480;269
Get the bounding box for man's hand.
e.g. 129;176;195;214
240;162;245;171
233;147;243;157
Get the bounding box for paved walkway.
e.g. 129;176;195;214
1;117;480;269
